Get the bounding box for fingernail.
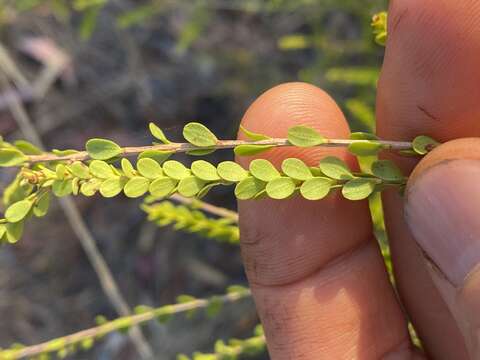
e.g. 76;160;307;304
405;159;480;287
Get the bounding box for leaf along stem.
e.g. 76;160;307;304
25;138;414;164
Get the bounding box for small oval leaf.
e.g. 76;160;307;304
137;158;163;179
121;158;136;178
281;158;312;181
234;144;274;156
191;160;220;181
149;123;170;144
33;192;51;217
69;162;91;179
287;125;325;147
149;177;178;197
183;122;218;147
249;159;280;182
217;161;248;182
371;160;405;182
138;150;172;164
239;125;271;141
52;179;73;197
234;177;266;200
265;177;296;199
412;135;439;155
348;140;383;156
342;178;376;200
0;149;27;167
89;160;115;179
319;156;354;180
86;138;122;160
5;200;33;223
178;176;206;197
300;177;334;200
163;160;191;180
124;177;150;198
100;177;127;198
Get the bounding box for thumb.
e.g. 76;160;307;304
405;138;480;356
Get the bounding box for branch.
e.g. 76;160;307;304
0;289;251;360
25;138;414;164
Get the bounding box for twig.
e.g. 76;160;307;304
0;57;154;358
1;290;251;359
26;138;414;164
170;195;239;223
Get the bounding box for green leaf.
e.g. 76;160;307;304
80;179;102;197
300;177;334;200
191;160;220;181
235;177;265;200
100;177;127;198
56;164;68;180
5;200;33;223
183;122;218;147
149;177;178;197
287;125;325;147
178;177;206;197
137;158;163;179
206;296;223;317
124;177;150;198
412;135;439;155
239;125;271;141
319;156;354;180
156;305;174;323
138;150;172;164
186;148;216;156
14;140;42;155
249;159;280;182
342;178;377;200
281;158;312;181
217;161;248;182
371;160;405;182
121;158;136;178
265;177;296;199
163;161;191;180
86;138;122;160
350;132;379;140
197;182;221;199
348;141;383;156
5;221;24;243
234;144;274;156
89;160;115;179
0;149;27;167
52;149;79;156
149;123;170;144
33;192;50;217
69;161;91;179
0;225;6;242
52;179;73;197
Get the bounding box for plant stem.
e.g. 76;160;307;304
0;290;251;360
26;138;414;164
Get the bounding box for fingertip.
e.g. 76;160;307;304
237;82;353;168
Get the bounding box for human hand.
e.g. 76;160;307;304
237;1;480;358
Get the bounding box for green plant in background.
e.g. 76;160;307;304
0;5;406;360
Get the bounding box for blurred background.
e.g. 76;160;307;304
0;0;387;358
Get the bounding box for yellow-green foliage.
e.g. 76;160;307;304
0;286;252;360
143;201;240;244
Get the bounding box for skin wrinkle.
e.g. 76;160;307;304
254;241;408;359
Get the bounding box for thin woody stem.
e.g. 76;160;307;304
26;138;414;164
0;290;251;360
